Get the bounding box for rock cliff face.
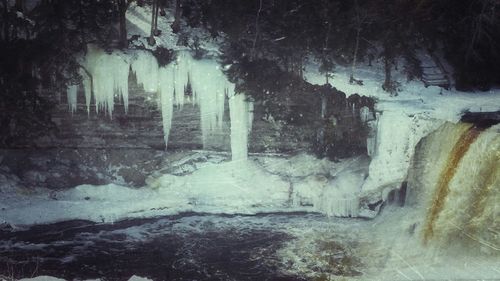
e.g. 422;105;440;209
0;72;375;189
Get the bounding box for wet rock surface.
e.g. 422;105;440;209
0;148;166;189
0;76;375;189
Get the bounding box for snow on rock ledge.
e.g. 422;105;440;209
360;110;444;203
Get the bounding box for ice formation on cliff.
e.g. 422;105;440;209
66;84;78;114
81;45;130;117
78;47;253;156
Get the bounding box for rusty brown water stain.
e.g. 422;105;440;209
423;125;483;244
464;143;500;238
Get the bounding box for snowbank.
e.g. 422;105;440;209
0;158;289;226
0;153;375;226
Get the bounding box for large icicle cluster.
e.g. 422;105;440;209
190;58;227;147
81;45;130;117
76;46;253;158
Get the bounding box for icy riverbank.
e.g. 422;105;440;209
0;152;369;227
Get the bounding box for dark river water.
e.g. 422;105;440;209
0;213;325;281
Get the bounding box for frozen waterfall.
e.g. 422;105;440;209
189;57;228;147
76;46;253;159
229;91;254;162
407;122;500;252
81;45;129;117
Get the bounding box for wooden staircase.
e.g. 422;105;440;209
417;49;451;89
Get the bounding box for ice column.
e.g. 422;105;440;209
228;89;254;162
66;85;78;114
79;68;92;114
158;65;175;148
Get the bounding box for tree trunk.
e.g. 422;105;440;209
382;47;396;96
15;0;24;12
78;0;84;43
350;27;361;83
384;55;391;87
350;0;361;83
171;0;181;34
119;11;127;47
323;21;331;84
148;0;157;46
119;0;128;48
251;0;263;60
159;0;166;16
153;0;160;36
2;0;9;42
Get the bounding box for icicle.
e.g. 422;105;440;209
247;102;254;133
115;62;130;114
173;52;191;107
321;96;327;118
79;68;92;114
190;59;227;147
158;65;175;148
67;84;78;114
92;57;116;117
228;90;253;162
82;45;129;117
131;51;159;93
360;106;372;123
315;171;364;218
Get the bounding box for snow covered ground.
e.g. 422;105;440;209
1;152;373;227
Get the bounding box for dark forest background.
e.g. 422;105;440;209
2;0;499;93
0;0;499;144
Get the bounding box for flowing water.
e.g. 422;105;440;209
0;213;347;281
409;122;500;252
